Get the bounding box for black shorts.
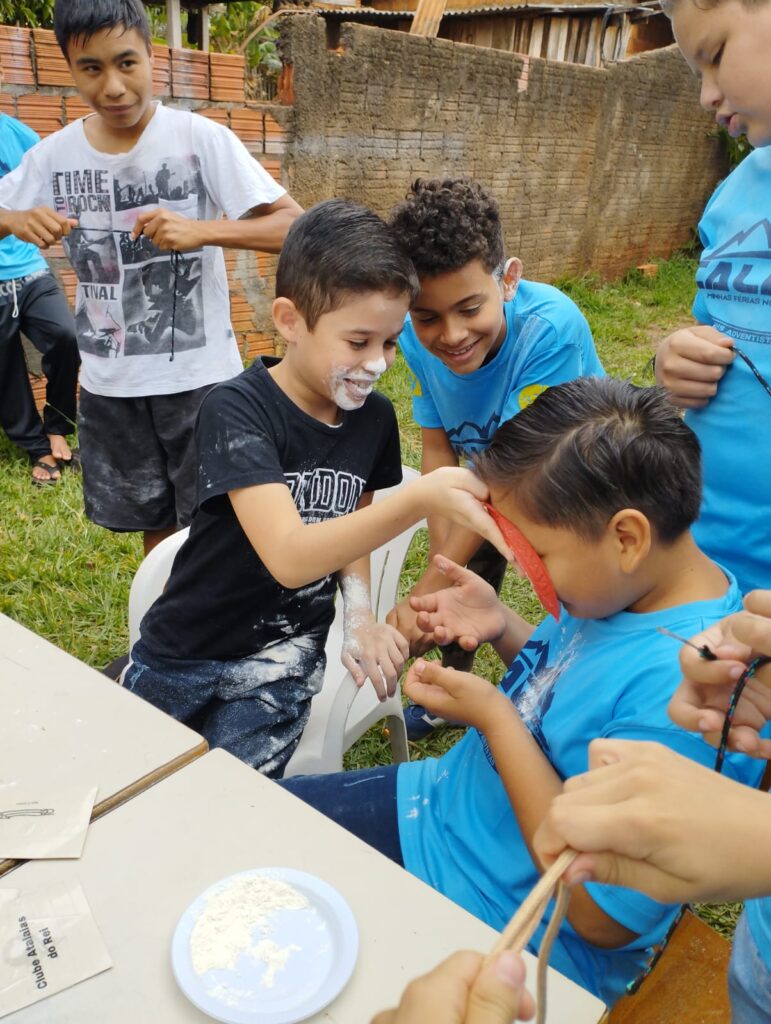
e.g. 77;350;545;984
77;384;213;532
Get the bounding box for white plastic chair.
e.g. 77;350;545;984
123;466;424;776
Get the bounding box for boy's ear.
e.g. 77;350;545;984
272;296;302;344
502;257;523;302
608;509;651;573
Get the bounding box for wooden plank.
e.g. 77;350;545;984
607;910;731;1024
409;0;448;38
529;18;545;58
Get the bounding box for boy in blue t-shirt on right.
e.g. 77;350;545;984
386;177;603;736
282;377;768;1006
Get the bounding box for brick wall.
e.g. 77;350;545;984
0;26;290;403
281;17;726;280
3;17;727;407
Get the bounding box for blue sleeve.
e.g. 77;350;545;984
501;313;599;423
16;121;41;156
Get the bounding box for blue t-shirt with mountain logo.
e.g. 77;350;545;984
689;146;771;593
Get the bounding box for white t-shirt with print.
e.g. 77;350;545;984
0;102;285;397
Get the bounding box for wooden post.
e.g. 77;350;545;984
166;0;183;49
409;0;448;38
200;5;210;52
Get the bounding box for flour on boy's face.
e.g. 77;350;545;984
66;26;155;134
329;355;389;411
279;290;406;420
409;258;509;375
672;0;771;148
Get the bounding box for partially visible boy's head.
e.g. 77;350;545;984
475;377;703;617
55;0;151;56
55;1;154;131
276;199;419;331
388;179;521;375
389;178;505;278
664;0;771;148
273;199;419;411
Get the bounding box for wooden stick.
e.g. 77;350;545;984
489;849;578;1024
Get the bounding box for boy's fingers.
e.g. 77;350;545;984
466;951;532;1024
432;555;471;584
744;590;771;618
341;652;366;688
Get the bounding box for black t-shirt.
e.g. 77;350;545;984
140;359;403;661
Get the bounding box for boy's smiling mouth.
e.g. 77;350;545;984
436;338;480;365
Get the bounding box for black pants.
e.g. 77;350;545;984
441;540;508;672
0;272;80;461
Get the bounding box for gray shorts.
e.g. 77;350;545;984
77;384;213;532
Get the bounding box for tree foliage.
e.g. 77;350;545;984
0;0;54;27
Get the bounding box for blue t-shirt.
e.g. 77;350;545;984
0;114;47;281
396;574;767;1004
688;147;771;593
399;280;604;455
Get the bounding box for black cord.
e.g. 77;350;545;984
733;346;771;400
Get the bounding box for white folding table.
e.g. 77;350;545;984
0;612;207;875
4;749;606;1023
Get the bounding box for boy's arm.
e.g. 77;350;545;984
404;661;639;950
130;193;303;254
387;428;491;652
229;467;509;591
339;496;410;701
0;207;77;247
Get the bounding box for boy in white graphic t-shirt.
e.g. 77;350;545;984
0;0;302;554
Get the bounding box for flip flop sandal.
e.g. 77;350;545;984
31;459;62;486
56;448;81;473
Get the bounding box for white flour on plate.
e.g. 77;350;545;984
191;875;308;984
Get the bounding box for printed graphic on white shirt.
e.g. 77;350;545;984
55;156;207;359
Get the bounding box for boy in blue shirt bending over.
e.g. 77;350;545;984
283;377;767;1005
386;177;603;736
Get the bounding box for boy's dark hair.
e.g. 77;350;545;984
475;377;702;543
54;0;151;56
388;178;505;278
275;199;419;330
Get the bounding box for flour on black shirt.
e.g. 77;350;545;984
139;359;403;661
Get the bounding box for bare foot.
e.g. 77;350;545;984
32;455;62;484
47;433;72;462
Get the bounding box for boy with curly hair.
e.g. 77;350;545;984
386;178;604;737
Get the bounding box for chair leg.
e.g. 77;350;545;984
387;714;410;763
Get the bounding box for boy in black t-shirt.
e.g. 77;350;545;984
124;200;509;777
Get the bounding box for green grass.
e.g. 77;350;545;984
3;254;741;935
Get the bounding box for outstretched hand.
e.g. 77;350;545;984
410;555;507;651
668;590;771;758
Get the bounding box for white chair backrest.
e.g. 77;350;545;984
127;527;190;650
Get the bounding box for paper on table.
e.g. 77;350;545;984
0;783;97;859
0;878;112;1019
